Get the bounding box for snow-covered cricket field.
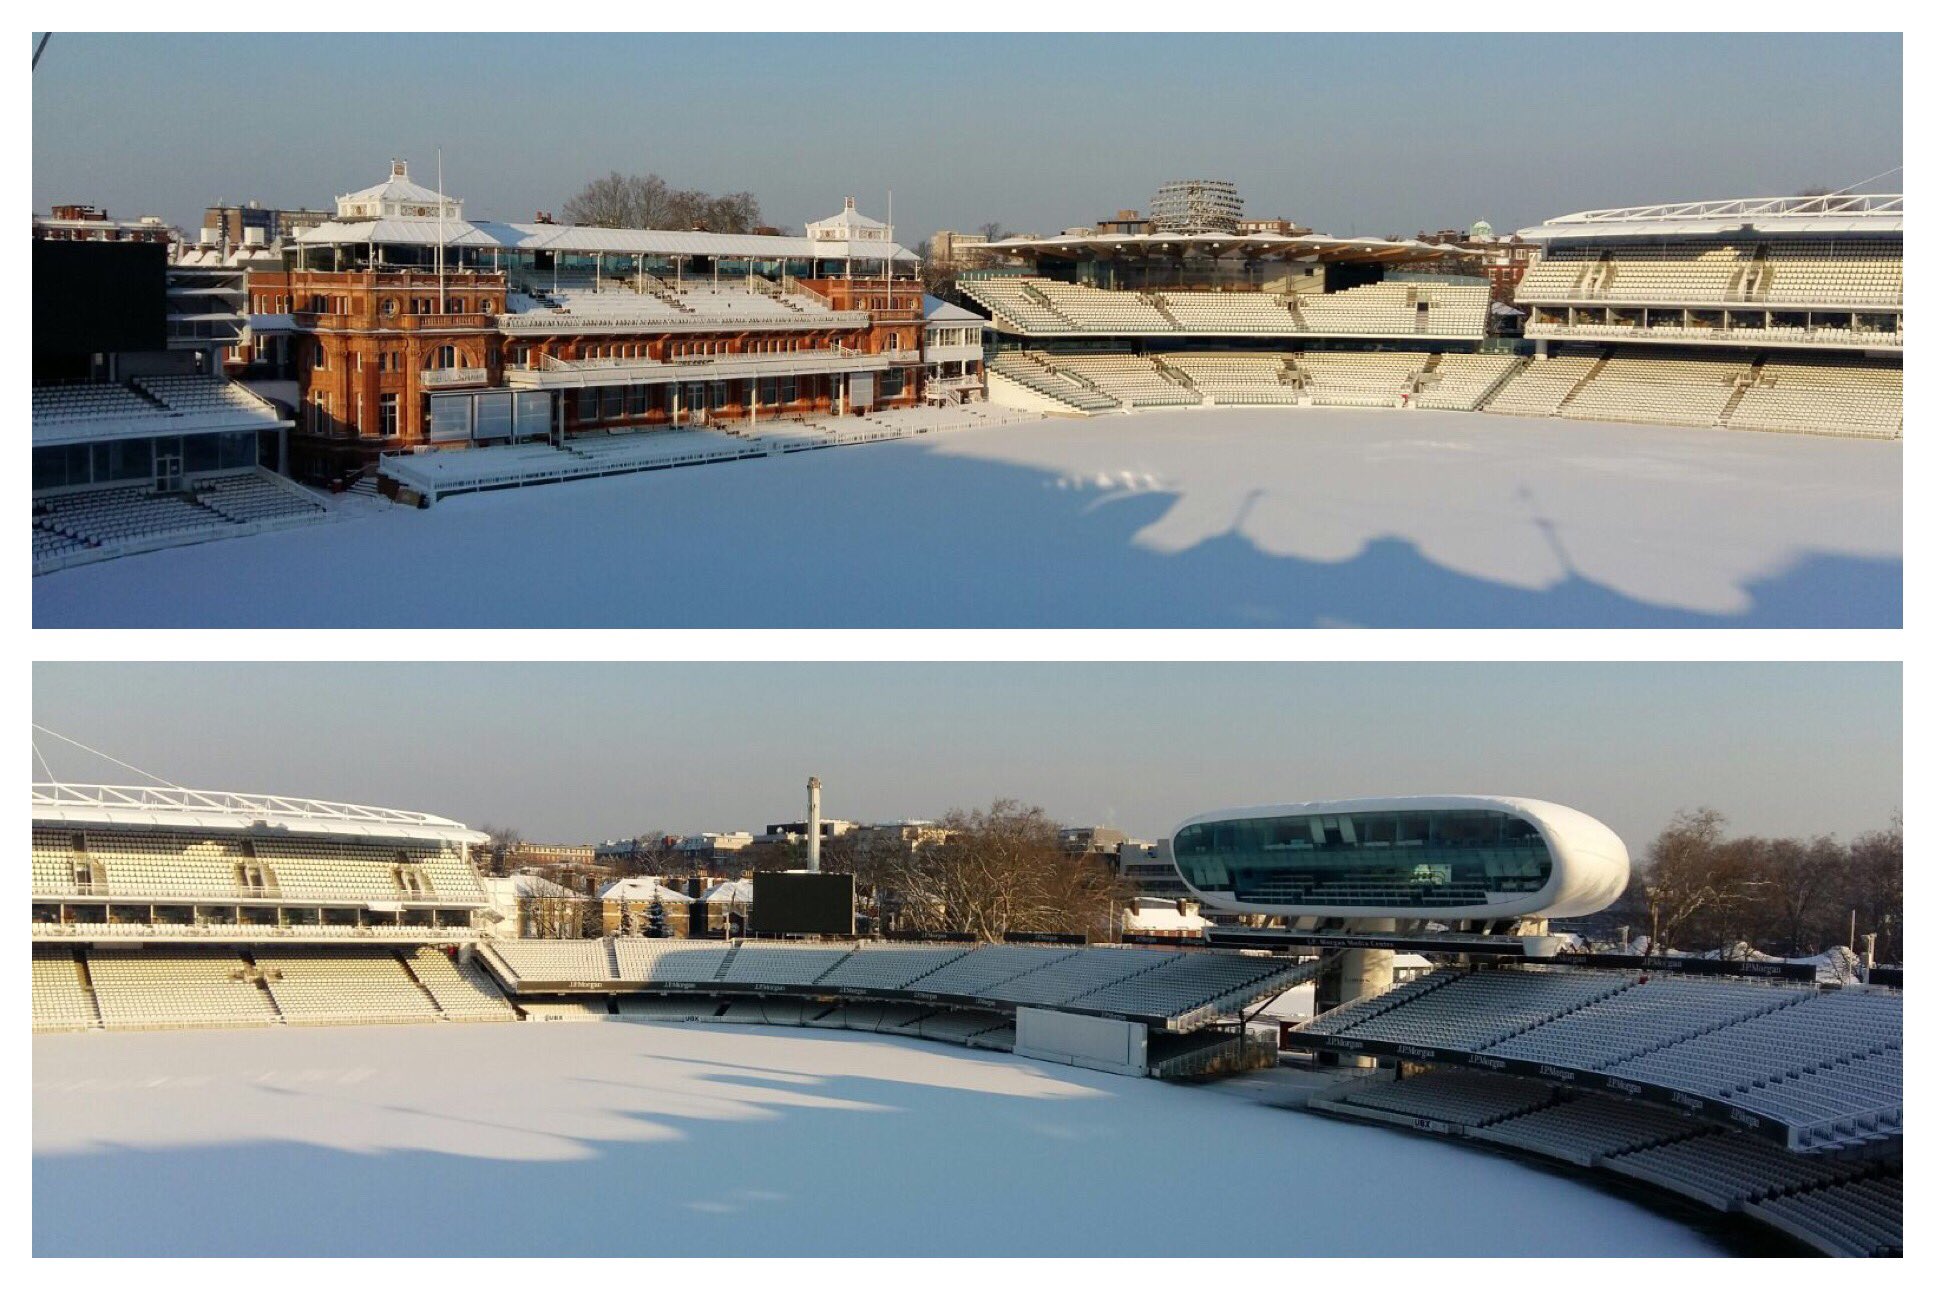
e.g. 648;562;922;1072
34;1020;1729;1256
32;408;1899;628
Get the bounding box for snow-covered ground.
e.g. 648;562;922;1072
33;408;1899;627
34;1022;1726;1256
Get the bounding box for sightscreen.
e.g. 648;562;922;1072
749;872;854;936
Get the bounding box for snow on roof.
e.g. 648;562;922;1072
338;165;452;209
923;294;983;322
700;879;754;903
600;876;694;903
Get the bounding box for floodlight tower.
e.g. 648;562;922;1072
806;776;823;872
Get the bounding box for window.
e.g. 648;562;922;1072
379;393;398;437
312;346;327;370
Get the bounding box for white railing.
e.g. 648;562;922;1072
420;367;489;388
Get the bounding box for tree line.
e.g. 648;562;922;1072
1633;808;1902;962
561;171;763;234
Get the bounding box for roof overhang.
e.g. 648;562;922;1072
982;231;1479;265
295;218;918;263
31;782;488;845
1519;194;1903;241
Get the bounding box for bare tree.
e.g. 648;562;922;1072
561;172;762;233
1639;808;1737;956
881;799;1126;941
1756;835;1844;956
1845;817;1903;963
479;824;522;877
561;173;640;227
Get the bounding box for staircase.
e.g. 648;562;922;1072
1145;292;1182;328
1717;354;1769;426
1555;349;1614;410
395;950;455;1020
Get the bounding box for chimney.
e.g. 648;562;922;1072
806;776;822;872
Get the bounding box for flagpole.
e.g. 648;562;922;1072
436;147;447;314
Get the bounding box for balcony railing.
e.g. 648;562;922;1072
420;367;491;388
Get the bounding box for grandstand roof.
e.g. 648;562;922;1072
983;231;1478;264
1518;194;1903;241
31;782;489;844
295;217;918;262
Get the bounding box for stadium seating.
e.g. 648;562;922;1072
192;474;326;525
983;946;1183;1007
960;277;1079;332
905;944;1083;997
1559;351;1752;427
963;276;1487;339
1745;1175;1902;1256
1070;952;1319;1027
1156;291;1302;333
1412;353;1524;411
1029;281;1172;332
1337;967;1632;1050
1478;352;1602;417
1482;974;1805;1069
1042;353;1200;407
482;938;615;986
1159;353;1299;404
1516;239;1903;309
1290;965;1902;1154
133;374;279;419
85;947;281;1029
719;943;854;986
1603;1131;1872;1210
32;382;171;424
610;937;733;985
1727;357;1902;438
256;950;442;1025
1333;1068;1558;1127
1468;1092;1715;1166
987;353;1120;412
812;943;971;991
1291;351;1430;407
408;947;517;1021
32;951;101;1032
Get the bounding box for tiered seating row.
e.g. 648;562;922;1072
1293;967;1901;1152
963;277;1486;338
32;827;485;906
478;938;1298;1028
256;950;442;1025
1518;239;1902;307
1482;348;1901;438
1316;1070;1901;1255
32;951;101;1032
41;947;516;1031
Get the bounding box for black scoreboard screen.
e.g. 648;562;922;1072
749;872;855;936
35;239;168;362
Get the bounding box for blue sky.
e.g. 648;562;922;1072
33;33;1901;241
33;663;1900;848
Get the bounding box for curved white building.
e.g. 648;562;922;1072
1170;795;1629;921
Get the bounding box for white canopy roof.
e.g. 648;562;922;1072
32;782;488;845
984;230;1478;262
1518;193;1903;241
